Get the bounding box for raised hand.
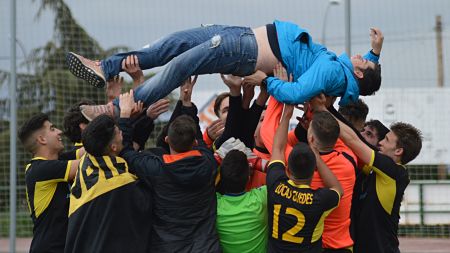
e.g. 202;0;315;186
296;103;312;130
273;62;292;82
147;99;170;120
131;100;144;118
220;74;242;96
180;75;198;106
309;93;327;112
106;75;124;102
370;28;384;55
122;55;144;87
242;82;255;109
207;119;225;141
119;89;136;118
242;70;267;87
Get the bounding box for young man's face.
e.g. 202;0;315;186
378;131;402;162
41;120;64;153
361;125;380;147
351;54;376;75
218;97;229;122
253;110;266;148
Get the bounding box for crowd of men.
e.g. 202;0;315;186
19;20;422;253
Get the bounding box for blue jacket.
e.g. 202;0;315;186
267;20;379;105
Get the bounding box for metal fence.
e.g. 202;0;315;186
1;0;450;251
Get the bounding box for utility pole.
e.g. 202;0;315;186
345;0;351;55
9;0;17;251
435;15;446;179
436;15;444;88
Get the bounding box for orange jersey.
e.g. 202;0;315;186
260;97;295;161
310;149;356;249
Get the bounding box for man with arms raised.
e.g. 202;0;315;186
312;94;422;253
267;105;343;252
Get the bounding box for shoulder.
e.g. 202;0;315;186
314;187;341;209
267;160;286;170
27;159;68;172
250;185;268;196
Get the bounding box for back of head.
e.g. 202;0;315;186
338;99;369;130
214;92;230;117
167;115;197;153
63;100;95;143
220;150;249;193
358;64;381;96
288;143;317;180
390;122;423;164
18;113;49;153
311;111;340;148
82;115;116;156
365;119;389;142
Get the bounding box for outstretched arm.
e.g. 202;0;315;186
311;143;343;196
271;104;294;163
260;63;294;154
214;74;246;149
310;94;373;166
243;60;340;105
118;89;163;176
363;28;384;63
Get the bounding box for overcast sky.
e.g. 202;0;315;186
1;0;450;97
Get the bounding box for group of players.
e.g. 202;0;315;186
19;20;423;253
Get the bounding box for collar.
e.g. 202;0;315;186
163;150;202;164
319;150;337;156
74;142;83;147
287;180;311;189
254;145;270;154
31;156;48;161
223;192;246;197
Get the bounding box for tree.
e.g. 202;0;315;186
0;0;132;236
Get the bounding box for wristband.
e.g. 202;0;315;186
261;76;269;89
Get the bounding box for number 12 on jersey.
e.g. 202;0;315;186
272;204;306;244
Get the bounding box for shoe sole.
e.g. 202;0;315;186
67;52;106;88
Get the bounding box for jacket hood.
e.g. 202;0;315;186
163;151;217;188
337;53;360;106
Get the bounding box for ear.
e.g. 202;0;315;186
164;136;169;144
110;143;118;153
285;167;293;179
36;134;47;145
394;147;403;157
79;123;87;131
354;68;364;79
193;139;198;146
307;132;314;145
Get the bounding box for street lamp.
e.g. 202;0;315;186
321;0;341;46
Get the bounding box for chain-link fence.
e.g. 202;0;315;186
1;0;450;250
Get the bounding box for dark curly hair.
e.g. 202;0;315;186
63;100;95;143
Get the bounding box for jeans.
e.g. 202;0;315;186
104;25;258;106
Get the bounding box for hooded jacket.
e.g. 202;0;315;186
118;103;220;253
267;20;379;106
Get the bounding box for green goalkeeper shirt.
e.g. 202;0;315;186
216;186;268;253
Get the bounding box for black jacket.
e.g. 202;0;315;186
119;104;220;253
